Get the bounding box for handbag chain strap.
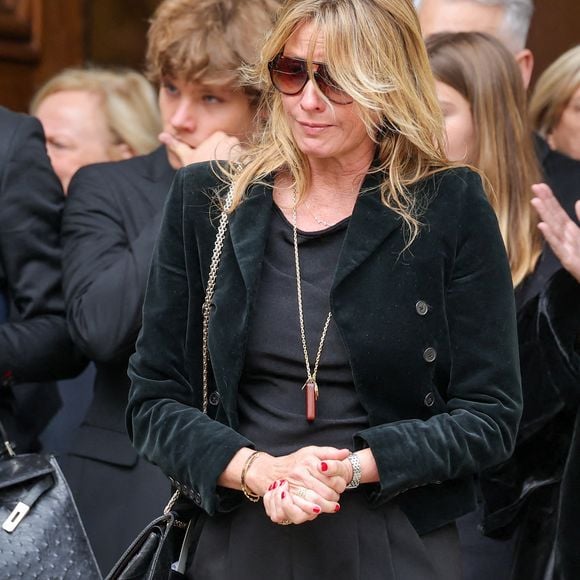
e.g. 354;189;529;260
163;187;233;517
201;188;233;414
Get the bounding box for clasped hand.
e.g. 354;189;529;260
251;446;353;526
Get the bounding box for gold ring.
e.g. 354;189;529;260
294;487;308;500
280;519;292;526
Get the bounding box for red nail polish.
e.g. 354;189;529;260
321;462;328;472
273;481;278;489
281;491;286;499
280;480;286;485
313;506;321;514
334;504;341;512
268;483;273;491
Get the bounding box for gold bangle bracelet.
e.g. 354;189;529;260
240;451;261;502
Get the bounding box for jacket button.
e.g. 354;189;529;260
209;391;221;406
415;300;429;316
423;347;437;363
424;392;435;407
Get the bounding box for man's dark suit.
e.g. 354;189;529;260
0;107;84;452
62;146;176;573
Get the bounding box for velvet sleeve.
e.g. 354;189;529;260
355;171;522;503
126;167;253;515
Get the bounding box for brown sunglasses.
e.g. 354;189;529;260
268;53;353;105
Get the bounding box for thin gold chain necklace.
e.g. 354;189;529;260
304;200;332;228
292;192;332;422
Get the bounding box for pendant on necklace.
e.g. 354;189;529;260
303;378;318;422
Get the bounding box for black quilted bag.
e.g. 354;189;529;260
0;419;101;580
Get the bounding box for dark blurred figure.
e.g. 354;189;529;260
0;106;85;453
428;32;580;580
29;67;161;456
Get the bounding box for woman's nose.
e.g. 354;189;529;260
299;79;327;111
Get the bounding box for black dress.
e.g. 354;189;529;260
185;207;462;579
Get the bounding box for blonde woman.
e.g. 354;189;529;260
428;32;580;580
31;68;160;192
530;45;580;161
127;2;521;578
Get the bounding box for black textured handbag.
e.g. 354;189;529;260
0;419;101;579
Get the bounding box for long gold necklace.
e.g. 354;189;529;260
292;192;332;422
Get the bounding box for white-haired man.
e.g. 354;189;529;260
415;0;535;86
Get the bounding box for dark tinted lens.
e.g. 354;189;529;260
314;65;353;104
270;55;308;95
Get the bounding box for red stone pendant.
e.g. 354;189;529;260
303;379;318;422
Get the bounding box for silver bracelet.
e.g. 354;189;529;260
345;453;361;489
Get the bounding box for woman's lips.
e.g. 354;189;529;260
298;121;332;135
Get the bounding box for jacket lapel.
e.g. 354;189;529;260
226;170;404;295
227;180;274;294
333;171;403;291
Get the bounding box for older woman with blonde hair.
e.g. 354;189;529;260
530;45;580;161
31;67;160;192
127;1;522;578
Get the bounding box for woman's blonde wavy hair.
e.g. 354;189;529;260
427;32;542;287
227;0;450;246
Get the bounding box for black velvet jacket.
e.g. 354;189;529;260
127;162;522;535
